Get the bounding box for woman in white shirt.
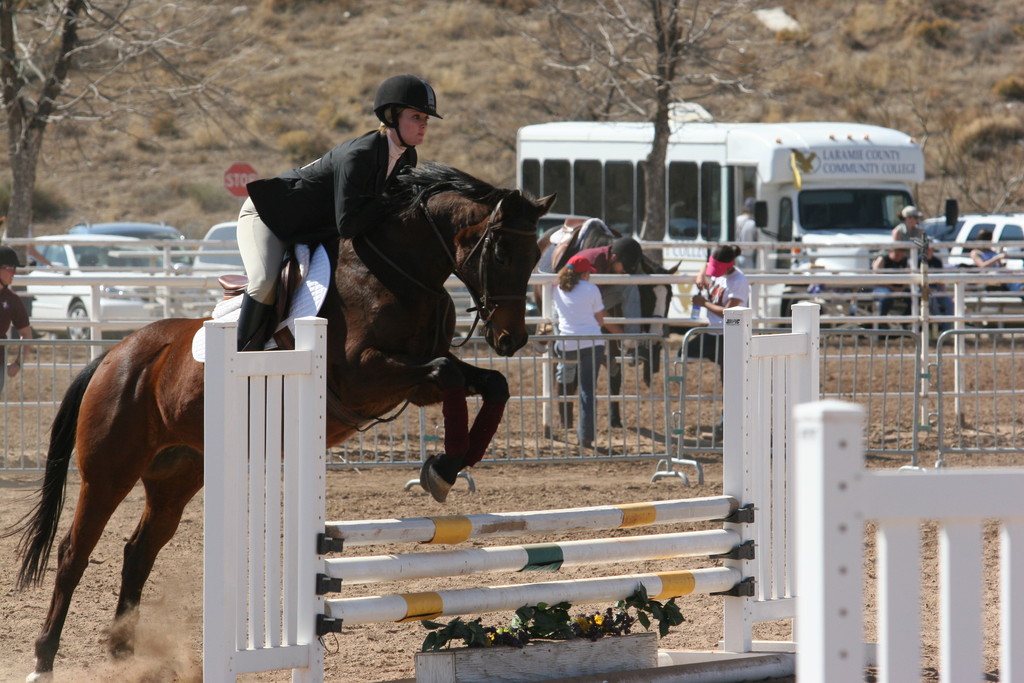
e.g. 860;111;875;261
552;254;622;448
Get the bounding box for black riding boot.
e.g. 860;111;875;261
237;292;276;352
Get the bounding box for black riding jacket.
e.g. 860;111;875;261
247;130;417;244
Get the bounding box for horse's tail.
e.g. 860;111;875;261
2;353;106;589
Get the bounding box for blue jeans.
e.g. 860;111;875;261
559;345;605;444
929;291;954;332
599;284;641;335
873;286;910;316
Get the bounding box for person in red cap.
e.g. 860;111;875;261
685;244;749;441
0;245;34;393
551;253;622;449
685;244;749;371
571;236;644;335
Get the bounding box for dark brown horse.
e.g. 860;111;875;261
5;162;554;681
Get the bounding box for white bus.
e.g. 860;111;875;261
517;119;927;315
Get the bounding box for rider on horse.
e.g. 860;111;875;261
236;74;443;351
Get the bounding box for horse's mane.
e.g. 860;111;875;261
390;162;511;219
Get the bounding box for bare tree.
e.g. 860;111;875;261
0;0;245;241
522;0;779;241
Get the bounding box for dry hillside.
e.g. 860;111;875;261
13;0;1024;239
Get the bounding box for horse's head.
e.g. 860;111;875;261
455;190;555;356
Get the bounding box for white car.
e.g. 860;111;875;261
23;235;171;339
191;221;243;275
943;213;1024;270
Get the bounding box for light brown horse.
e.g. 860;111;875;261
4;162;554;681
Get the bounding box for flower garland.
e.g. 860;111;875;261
420;586;684;652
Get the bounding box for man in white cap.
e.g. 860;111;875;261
892;205;924;243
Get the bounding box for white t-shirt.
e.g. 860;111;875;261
552;280;605;351
704;268;750;328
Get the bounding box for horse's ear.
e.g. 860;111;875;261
667;262;681;274
534;193;557;217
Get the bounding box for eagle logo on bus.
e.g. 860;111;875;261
791;149;819;174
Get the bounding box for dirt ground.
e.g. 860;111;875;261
0;331;1018;682
0;445;1014;683
0;459;772;683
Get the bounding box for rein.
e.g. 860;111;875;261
418;199;535;347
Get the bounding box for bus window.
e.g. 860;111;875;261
778;197;794;269
779;198;793;241
573;160;602;218
521;159;540;198
543;160;571;215
701;162;722;241
799;189;912;231
637;164;646;227
740;167;757;202
605;161;634;234
668;161;699;240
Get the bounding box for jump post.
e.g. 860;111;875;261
202;305;822;681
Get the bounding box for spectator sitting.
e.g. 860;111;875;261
970;229;1024;292
872;247;911;319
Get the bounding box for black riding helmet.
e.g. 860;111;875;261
374;74;443;137
0;245;24;268
610;237;643;274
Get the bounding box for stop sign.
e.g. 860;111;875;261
224;162;259;198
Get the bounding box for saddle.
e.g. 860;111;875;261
550;218;621;272
218;250;304;350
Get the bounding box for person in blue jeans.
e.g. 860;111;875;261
552;253;622;449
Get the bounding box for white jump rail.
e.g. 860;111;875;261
795;400;1024;683
325;495;737;546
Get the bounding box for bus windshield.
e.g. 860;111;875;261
798;189;912;232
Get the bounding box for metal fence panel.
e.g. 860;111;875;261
935;328;1024;465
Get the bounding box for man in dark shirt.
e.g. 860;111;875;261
572;237;644;335
872;247;911;317
0;245;33;392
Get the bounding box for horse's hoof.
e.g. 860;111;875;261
26;671;54;683
420;456;453;504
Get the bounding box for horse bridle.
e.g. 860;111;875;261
339;198;533;429
420;198;536;346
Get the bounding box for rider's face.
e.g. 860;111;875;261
396;108;430;146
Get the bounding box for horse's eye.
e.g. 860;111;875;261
493;242;509;265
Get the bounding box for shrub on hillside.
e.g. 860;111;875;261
176;182;238;213
952;115;1024;160
913;18;957;48
277;130;328;164
0;183;69;222
151;113;178;138
993;76;1024;101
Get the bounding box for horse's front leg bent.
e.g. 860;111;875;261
419;356;509;503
